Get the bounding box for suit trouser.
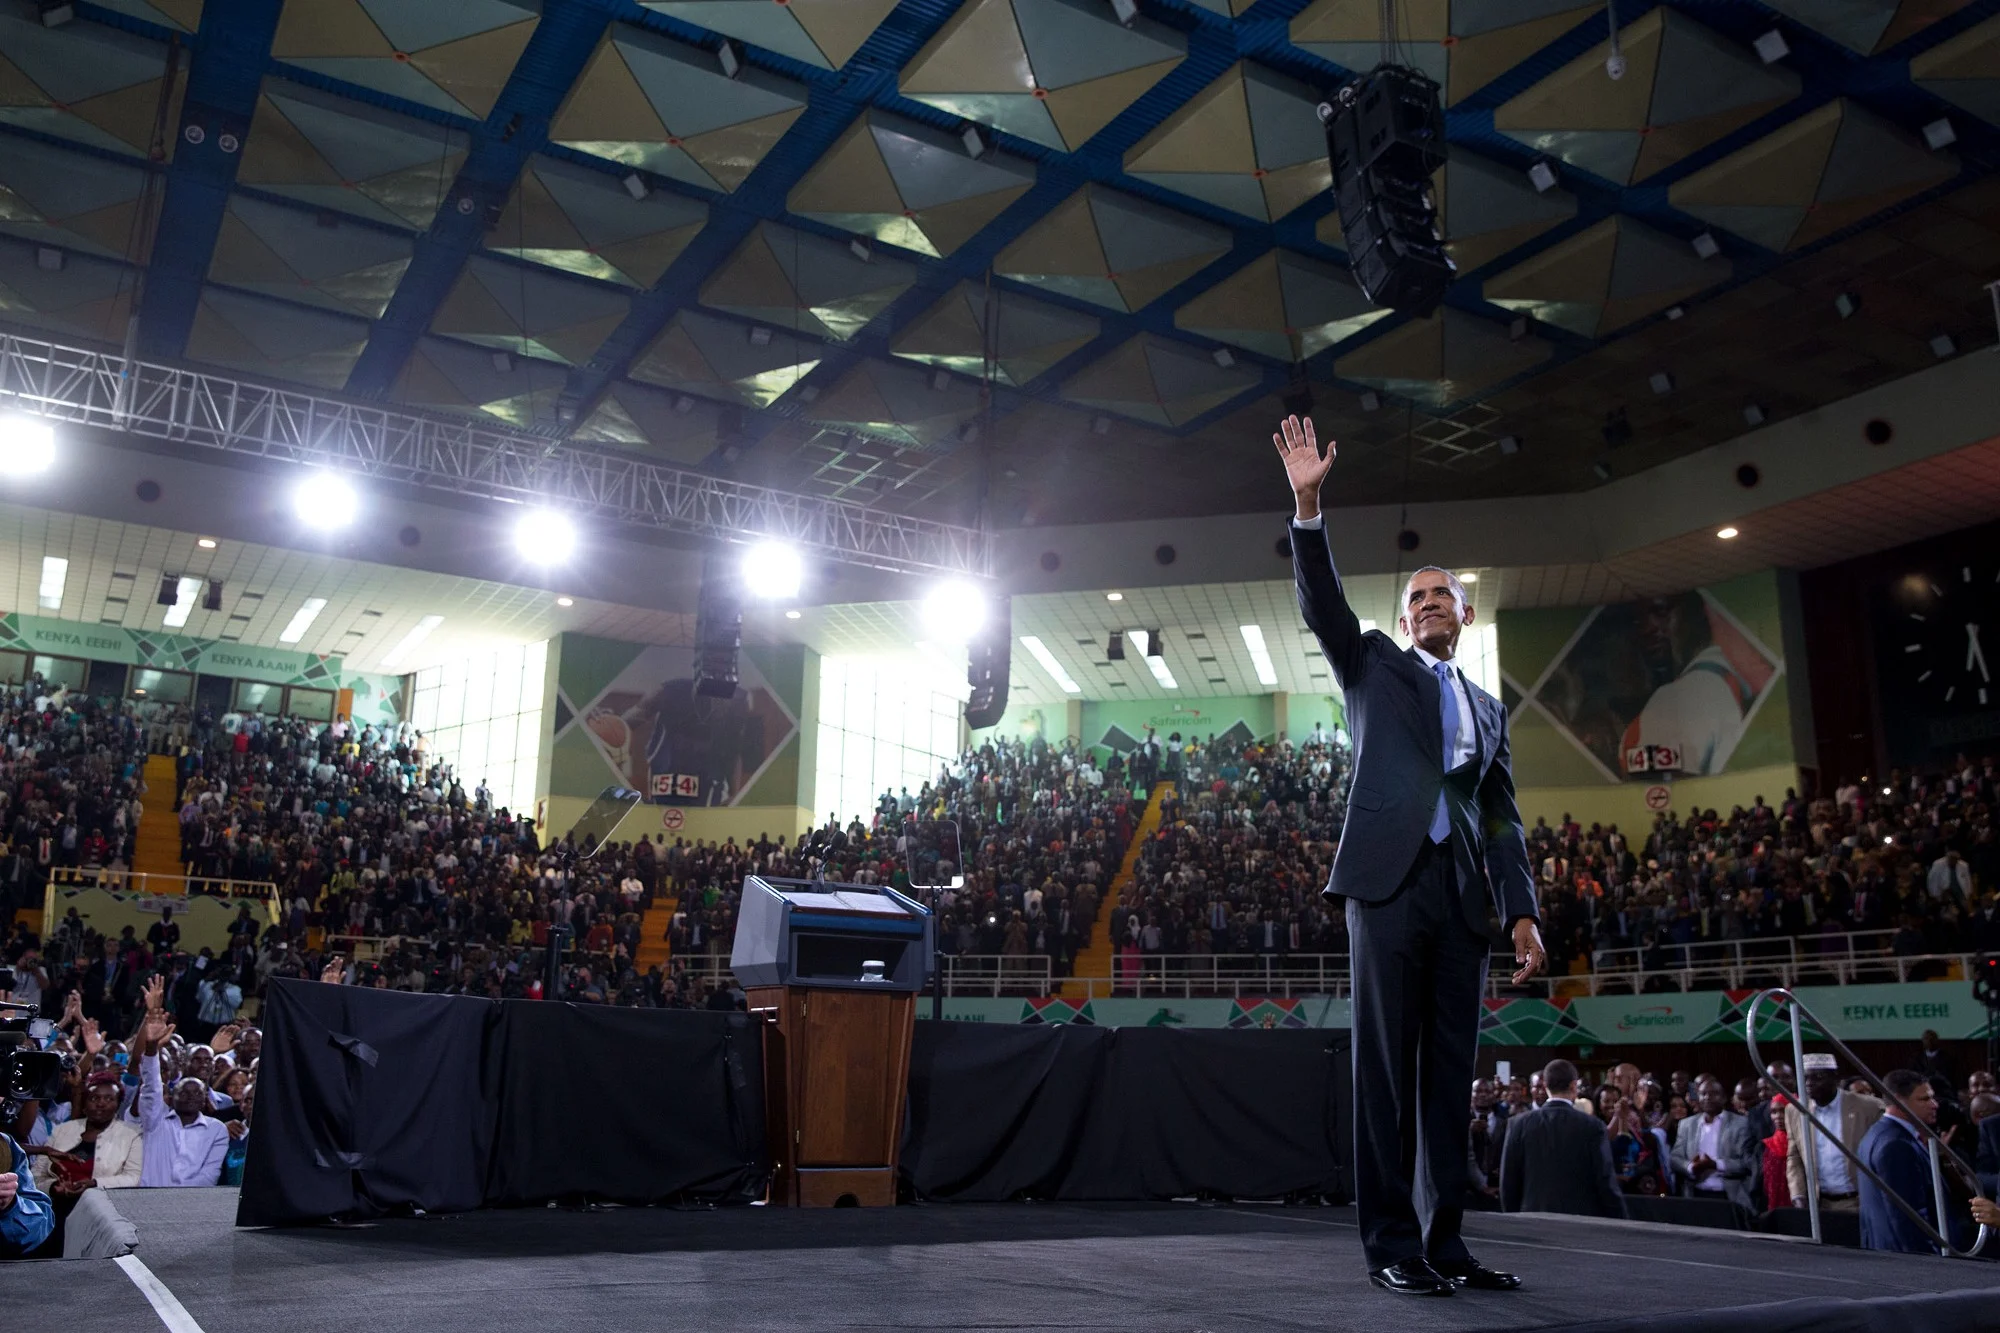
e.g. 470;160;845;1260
1345;835;1488;1270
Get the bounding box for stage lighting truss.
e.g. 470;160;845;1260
0;331;989;579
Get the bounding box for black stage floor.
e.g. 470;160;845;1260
14;1188;1998;1333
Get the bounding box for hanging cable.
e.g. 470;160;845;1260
1606;0;1627;80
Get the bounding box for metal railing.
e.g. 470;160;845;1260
643;948;1985;1000
1744;988;1992;1258
1578;930;1926;994
48;866;280;900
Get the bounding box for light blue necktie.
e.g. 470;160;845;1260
1430;661;1459;844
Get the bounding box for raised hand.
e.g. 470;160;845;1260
138;1009;175;1057
1271;414;1335;520
142;974;165;1014
80;1018;103;1057
211;1023;239;1054
319;954;345;986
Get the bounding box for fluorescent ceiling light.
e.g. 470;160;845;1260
1130;631;1177;689
1020;635;1081;694
38;556;67;611
161;576;202;628
278;597;328;644
381;614;443;669
1240;624;1278;687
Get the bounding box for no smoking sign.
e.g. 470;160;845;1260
662;807;685;831
1644;785;1671;812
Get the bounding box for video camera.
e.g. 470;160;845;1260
0;967;75;1102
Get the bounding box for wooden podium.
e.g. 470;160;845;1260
730;876;933;1209
748;985;914;1207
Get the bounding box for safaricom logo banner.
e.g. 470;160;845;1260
1614;1006;1688;1032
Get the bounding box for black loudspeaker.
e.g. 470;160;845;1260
157;574;178;606
1320;65;1454;316
694;554;742;700
964;595;1010;730
202;579;223;611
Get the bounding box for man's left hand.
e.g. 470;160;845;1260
1511;918;1546;985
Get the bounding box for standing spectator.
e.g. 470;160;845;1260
1762;1094;1793;1209
1671;1077;1756;1211
1858;1071;1956;1254
1498;1060;1623;1218
1784;1054;1884;1212
1468;1077;1509;1199
134;983;230;1188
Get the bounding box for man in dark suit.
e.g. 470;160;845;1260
1499;1060;1623;1218
1279;415;1544;1297
1858;1070;1956;1254
1969;1101;1999;1198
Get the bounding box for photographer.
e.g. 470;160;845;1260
1;1125;54;1257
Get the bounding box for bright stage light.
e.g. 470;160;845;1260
514;509;577;564
743;541;803;599
292;472;358;530
0;416;56;474
922;579;986;642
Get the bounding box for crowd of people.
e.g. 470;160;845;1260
1473;1040;2000;1256
1094;729;1998;990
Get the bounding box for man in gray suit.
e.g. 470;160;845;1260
1672;1076;1757;1211
1499;1059;1623;1218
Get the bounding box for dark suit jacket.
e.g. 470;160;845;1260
1499;1101;1624;1218
1974;1113;2000;1198
1858;1116;1941;1255
1292;521;1536;930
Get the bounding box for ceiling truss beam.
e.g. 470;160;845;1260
0;332;988;580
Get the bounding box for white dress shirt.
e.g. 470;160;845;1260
1811;1094;1856;1195
1694;1114;1726;1192
137;1054;230;1188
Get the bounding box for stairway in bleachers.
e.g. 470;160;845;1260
636;897;677;970
1060;781;1173;1000
132;754;185;885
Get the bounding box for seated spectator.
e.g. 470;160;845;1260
40;1071;142;1194
1498;1059;1622;1217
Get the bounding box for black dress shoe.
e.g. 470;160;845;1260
1432;1259;1523;1291
1367;1258;1455;1297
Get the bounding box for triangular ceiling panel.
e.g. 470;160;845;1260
1669;99;1958;252
208;194;413;319
271;0;540;121
549;24;807;192
629;308;821;407
810;357;984;449
184;284;369;389
641;0;899;70
892;281;1099;387
0;233;134;343
1494;7;1799;185
0;5;186;159
1912;14;2000;126
429;256;632;364
1174;250;1389;360
703;222;916;343
900;0;1184;152
1759;0;1973;54
236;80;470;230
1125;63;1330;221
1483;215;1730;338
1061;333;1259;426
573;377;728;465
996;185;1231;313
1334;308;1551;406
1289;0;1602;106
487;155;707;289
0;136;150;262
388;335;571;429
790;111;1034;258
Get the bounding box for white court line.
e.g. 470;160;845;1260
1223;1207;1875;1287
115;1254;209;1333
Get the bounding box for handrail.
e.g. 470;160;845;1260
48;866;281;900
1743;987;1991;1259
